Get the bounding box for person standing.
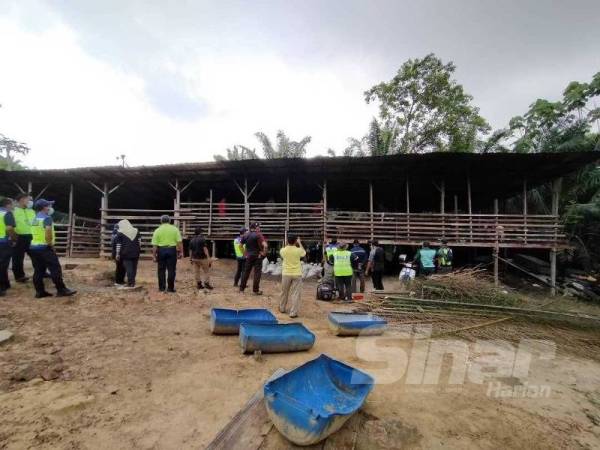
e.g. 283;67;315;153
111;223;126;286
151;215;183;293
239;222;267;295
29;199;77;298
366;240;385;290
279;234;306;318
233;227;246;287
189;227;213;291
325;238;338;261
11;193;35;283
0;198;17;297
350;239;367;293
414;242;436;276
333;243;353;301
114;219;141;289
436;240;453;273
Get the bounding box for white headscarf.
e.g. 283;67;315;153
117;219;138;241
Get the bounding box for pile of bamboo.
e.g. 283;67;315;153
410;267;524;307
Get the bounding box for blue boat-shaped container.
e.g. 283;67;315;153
210;308;277;335
239;323;315;354
264;354;374;446
328;312;387;336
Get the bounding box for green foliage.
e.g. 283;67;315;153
364;53;490;153
213;145;258;162
214;130;311;161
0;133;29;170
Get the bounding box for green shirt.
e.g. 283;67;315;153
151;223;182;247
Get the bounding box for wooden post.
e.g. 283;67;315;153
550;177;562;296
208;189;213;236
369;181;374;241
322;180;327;248
523;178;528;245
101;182;108;257
286;177;290;239
493;246;499;287
244;178;250;229
212;240;217;259
406;177;410;241
173;179;181;228
27;181;32;195
467;176;473;242
454;194;459;240
440;179;445;239
68;184;74;257
493;197;499;286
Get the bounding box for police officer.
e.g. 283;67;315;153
30;199;77;298
151;215;183;293
325;238;338;261
233;227;246;287
333;243;353;302
0;198;17;296
11;193;35;282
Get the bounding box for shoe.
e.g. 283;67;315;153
123;285;137;290
233;283;238;287
167;288;176;293
159;289;166;293
0;290;6;297
204;282;214;290
56;288;77;297
114;283;125;287
35;291;53;299
16;277;29;283
197;281;204;290
289;314;298;319
253;291;263;296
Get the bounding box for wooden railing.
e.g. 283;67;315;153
326;211;566;248
88;206;569;256
54;215;101;257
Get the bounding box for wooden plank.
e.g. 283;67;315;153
206;368;285;450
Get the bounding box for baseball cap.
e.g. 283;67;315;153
239;227;247;233
34;199;55;209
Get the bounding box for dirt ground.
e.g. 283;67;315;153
1;258;600;449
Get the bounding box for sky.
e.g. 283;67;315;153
0;0;599;169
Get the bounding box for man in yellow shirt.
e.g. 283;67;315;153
279;234;306;318
151;215;183;293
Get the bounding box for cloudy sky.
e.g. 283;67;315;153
1;0;599;169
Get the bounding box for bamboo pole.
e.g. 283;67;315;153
68;183;74;257
467;176;472;242
322;180;327;246
369;181;374;241
244;178;249;229
208;189;213;237
550;177;562;296
406;177;410;240
101;182;108;257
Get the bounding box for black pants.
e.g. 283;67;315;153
420;267;435;277
30;247;66;294
11;234;32;280
0;245;12;291
234;257;246;286
240;254;262;293
115;259;126;284
336;276;353;300
371;270;384;290
122;258;139;286
352;270;365;293
157;247;177;291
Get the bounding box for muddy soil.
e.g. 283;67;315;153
1;258;600;449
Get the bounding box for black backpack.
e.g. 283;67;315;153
316;282;335;301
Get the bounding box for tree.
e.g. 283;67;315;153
0;133;29;170
255;130;311;159
214;145;258;162
215;130;312;161
364;53;490;153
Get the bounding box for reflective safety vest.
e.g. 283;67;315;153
0;209;7;242
333;250;353;277
13;207;35;235
437;247;453;267
233;237;245;258
31;213;55;247
325;244;338;259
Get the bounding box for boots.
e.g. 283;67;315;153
35;291;53;299
197;281;204;290
56;288;77;297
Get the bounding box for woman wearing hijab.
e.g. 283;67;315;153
114;219;141;289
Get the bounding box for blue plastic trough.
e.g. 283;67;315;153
210;308;277;335
239;323;315;354
264;354;374;446
328;312;387;336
